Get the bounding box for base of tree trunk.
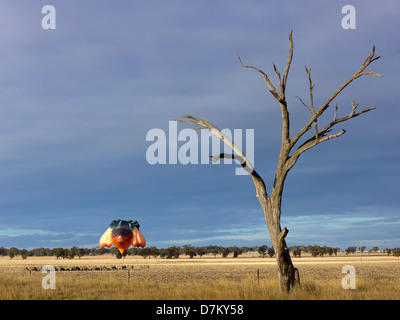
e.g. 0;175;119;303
278;265;300;293
275;228;300;292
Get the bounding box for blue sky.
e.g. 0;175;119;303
0;1;399;251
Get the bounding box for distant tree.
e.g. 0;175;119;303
70;246;78;255
326;247;334;256
232;246;243;258
345;246;357;255
392;248;400;257
28;248;43;256
159;249;168;259
7;247;19;259
196;247;206;258
222;248;230;258
248;246;257;252
52;248;64;259
126;247;139;256
183;245;197;258
299;246;308;253
267;247;275;258
0;247;7;256
290;246;302;257
240;246;251;253
67;248;75;259
149;246;160;258
319;246;328;257
165;246;180;259
19;249;28;259
310;246;318;257
207;246;221;257
51;248;64;260
370;246;379;253
139;247;152;259
7;250;14;259
333;248;339;256
305;245;314;254
94;247;109;255
359;246;366;253
308;245;329;257
258;245;268;257
77;248;85;259
384;248;392;256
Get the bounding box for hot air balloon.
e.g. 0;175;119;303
99;219;146;254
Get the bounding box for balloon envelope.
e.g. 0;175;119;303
99;219;146;253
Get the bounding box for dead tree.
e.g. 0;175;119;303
176;31;381;292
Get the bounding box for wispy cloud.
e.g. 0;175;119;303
0;228;62;237
282;206;400;248
156;225;268;247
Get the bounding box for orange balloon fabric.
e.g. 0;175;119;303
99;220;146;254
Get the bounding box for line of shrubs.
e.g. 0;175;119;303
1;244;399;260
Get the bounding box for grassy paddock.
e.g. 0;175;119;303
0;253;399;300
1;273;399;300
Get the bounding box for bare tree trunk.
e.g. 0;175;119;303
259;187;300;292
176;31;381;293
276;238;299;292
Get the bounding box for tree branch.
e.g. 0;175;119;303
304;66;318;141
290;46;382;151
273;62;283;93
305;66;315;114
236;30;294;104
236;52;279;99
175;115;251;168
279;226;289;248
210;153;253;174
282;30;293;91
174;115;269;201
296;96;312;114
287;99;375;172
318;101;375;136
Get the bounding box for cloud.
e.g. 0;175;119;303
0;228;61;237
155;224;269;248
282;206;400;249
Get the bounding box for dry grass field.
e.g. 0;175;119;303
1;252;399;300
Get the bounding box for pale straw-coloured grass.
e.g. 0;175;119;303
1;273;400;300
1;254;399;300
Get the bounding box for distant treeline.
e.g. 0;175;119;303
1;244;400;260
